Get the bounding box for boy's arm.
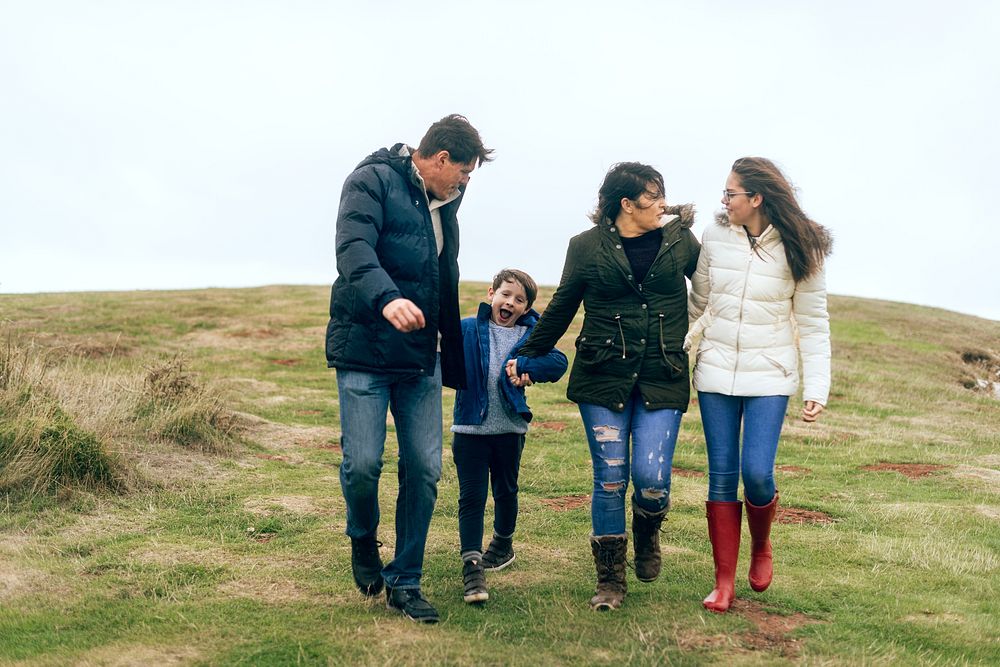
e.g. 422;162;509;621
513;346;568;384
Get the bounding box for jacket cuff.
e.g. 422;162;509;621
375;290;403;315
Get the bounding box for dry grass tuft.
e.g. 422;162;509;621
1;333;242;497
136;356;245;452
0;336;128;494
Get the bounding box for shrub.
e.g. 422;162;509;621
0;338;126;494
136;356;243;452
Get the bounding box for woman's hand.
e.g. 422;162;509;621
802;400;825;422
505;359;533;387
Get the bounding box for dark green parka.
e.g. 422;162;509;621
518;205;699;412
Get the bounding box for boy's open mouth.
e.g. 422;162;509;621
499;307;513;320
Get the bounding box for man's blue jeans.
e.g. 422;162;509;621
336;357;442;590
579;390;682;536
697;392;789;506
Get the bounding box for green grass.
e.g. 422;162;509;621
1;287;998;665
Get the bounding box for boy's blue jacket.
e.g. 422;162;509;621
453;302;568;425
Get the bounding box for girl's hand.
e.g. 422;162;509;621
802;400;825;422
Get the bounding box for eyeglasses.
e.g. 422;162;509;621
722;190;754;203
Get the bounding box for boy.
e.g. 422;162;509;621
451;269;568;603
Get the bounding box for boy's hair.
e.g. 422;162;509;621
492;269;538;309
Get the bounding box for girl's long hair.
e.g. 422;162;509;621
732;157;832;282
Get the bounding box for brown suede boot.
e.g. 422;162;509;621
703;501;742;613
746;493;778;592
589;535;628;611
631;500;668;582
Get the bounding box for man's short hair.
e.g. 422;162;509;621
493;269;538;309
416;114;494;166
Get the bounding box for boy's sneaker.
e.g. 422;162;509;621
350;535;384;597
462;557;489;604
386;586;440;624
482;535;515;572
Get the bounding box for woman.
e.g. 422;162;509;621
514;162;699;610
687;157;832;613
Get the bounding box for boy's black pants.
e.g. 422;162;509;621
452;432;525;555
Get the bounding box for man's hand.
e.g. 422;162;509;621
382;298;426;332
802;400;825;423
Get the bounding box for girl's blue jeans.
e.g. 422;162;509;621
697;391;788;506
579;390;682;536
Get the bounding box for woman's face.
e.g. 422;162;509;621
722;172;756;227
625;183;666;232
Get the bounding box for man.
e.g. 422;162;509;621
326;114;493;623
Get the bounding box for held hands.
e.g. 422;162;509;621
382;298;426;333
505;359;533;387
802;400;825;423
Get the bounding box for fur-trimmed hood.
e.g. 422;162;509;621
666;203;696;229
593;203;696;229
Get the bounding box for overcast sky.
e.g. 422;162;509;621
2;1;998;321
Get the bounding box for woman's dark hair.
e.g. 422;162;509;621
589;162;665;225
731;157;832;282
416;114;495;166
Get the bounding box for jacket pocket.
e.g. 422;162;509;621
762;354;794;377
660;349;689;380
574;334;619;369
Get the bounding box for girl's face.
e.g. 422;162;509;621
722;172;758;227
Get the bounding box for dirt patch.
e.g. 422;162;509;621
242;415;339;452
776;465;811;475
254;454;302;464
0;567;42;600
953;465;1000;487
536;421;568;432
975;505;1000;519
271;358;300;366
673;467;705;477
730;599;819;657
777;507;834;524
229;327;282;339
862;463;949;478
72;643;202;666
216;577;323;605
244;495;318;515
539;494;590;511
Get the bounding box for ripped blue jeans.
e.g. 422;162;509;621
578;391;682;536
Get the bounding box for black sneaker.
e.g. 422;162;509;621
386;586;440;624
462;557;489;604
482;535;515;572
350;535;384;597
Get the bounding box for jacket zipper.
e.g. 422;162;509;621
732;237;754;394
614;313;626;359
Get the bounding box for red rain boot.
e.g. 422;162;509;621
745;493;778;592
703;501;742;613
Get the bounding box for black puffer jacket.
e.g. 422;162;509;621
325;144;466;389
519;206;699;411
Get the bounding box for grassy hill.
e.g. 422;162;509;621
1;285;998;666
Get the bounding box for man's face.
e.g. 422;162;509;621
424;151;476;200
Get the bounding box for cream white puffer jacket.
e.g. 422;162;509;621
686;218;831;404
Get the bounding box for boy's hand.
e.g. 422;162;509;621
505;360;534;387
